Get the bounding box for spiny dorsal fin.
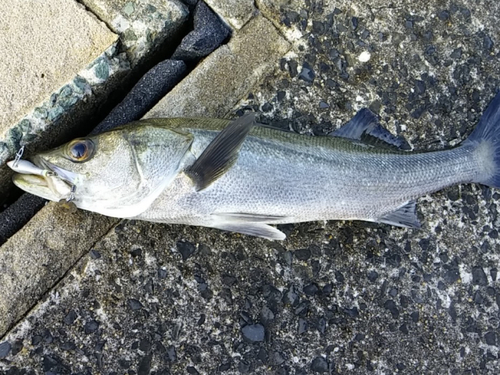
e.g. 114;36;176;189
377;201;421;228
332;109;410;150
186;113;256;191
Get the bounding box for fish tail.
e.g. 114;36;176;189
464;91;500;188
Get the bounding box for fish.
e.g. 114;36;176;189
8;92;500;240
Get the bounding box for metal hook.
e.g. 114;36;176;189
66;184;76;202
13;146;25;168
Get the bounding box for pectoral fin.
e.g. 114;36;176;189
377;201;421;228
332;109;410;150
186;113;256;191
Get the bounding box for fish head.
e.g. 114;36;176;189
11;124;194;217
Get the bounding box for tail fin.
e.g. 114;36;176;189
464;91;500;188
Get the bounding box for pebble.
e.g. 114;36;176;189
299;62;316;82
270;351;286;367
128;298;144;310
241;324;265;342
287;59;298;77
298;318;308;334
0;341;11;359
384;300;399;318
172;1;230;62
63;310;77;325
294;301;310;316
472;266;488;286
484;331;497;346
317;317;326;334
491;268;498;281
177;240;196;260
411;311;420;323
358;51;371;62
294;248;311;261
84;320;99;334
482;33;494;52
438;10;450;21
311;356;329;372
283;285;300;306
260;306;275;325
367;270;379;282
303;283;320;296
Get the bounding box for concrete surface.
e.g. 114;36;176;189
146;15;290;118
0;202;117;337
204;0;255;30
0;0;117;136
1;0;500;374
80;0;189;65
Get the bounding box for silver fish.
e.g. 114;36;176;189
8;92;500;240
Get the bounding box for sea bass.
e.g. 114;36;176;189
8;92;500;240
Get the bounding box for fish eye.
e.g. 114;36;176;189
67;139;95;162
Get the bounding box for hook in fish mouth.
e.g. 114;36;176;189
9;156;78;202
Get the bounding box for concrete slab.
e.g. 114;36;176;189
0;203;117;337
146;15;291;118
205;0;256;30
0;0;117;139
80;0;189;65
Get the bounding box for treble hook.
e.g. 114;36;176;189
66;184;76;202
13;146;25;168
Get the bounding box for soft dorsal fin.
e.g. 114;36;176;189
186;113;256;191
377;201;421;228
332;109;410;150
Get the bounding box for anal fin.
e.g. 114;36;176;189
210;212;289;240
377;201;421;228
210;222;286;240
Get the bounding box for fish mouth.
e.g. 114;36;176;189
11;156;76;202
33;155;77;184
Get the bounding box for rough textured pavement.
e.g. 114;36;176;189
1;0;500;374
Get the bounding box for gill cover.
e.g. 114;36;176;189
87;124;194;218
